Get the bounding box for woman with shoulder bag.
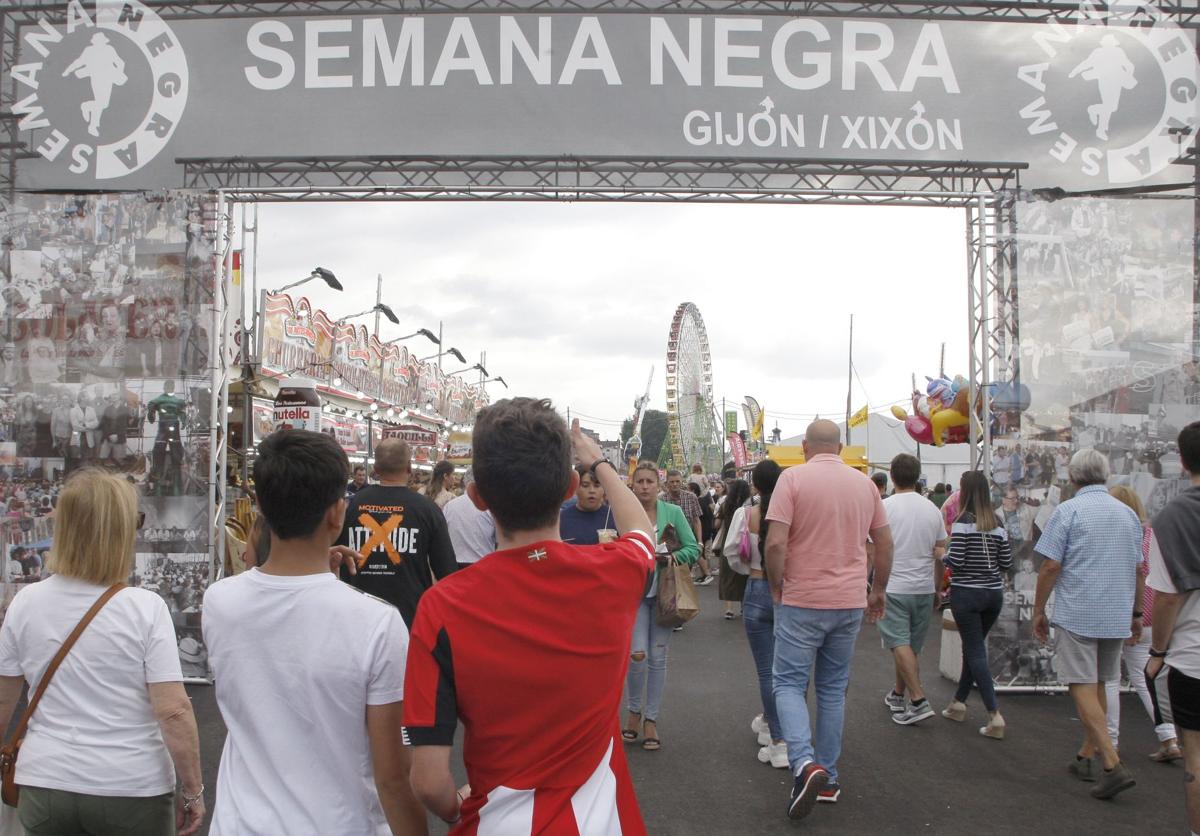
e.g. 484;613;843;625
0;469;205;835
742;461;789;769
623;461;699;752
714;480;752;620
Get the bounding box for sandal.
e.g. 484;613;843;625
1150;743;1182;762
621;712;641;743
642;720;660;751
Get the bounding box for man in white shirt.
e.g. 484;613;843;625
878;454;947;726
443;468;497;569
203;430;425;835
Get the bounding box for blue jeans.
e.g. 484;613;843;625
742;578;781;741
627;596;672;721
949;585;1003;712
772;605;864;780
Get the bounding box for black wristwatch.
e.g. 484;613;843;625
589;459;614;480
1149;648;1168;659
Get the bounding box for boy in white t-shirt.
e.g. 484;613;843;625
878;454;947;726
203;430;425;835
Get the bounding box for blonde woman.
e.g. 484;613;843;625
1105;485;1180;762
0;469;205;835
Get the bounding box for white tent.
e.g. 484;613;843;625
780;413;972;488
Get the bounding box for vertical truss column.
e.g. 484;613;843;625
966;191;1020;481
966;196;995;478
991;189;1020;389
208;191;232;586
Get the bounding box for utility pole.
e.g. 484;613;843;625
437;321;444;371
845;314;854;446
373;273;382;339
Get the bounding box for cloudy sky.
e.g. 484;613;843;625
252;201;968;442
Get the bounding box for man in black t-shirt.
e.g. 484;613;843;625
337;438;456;627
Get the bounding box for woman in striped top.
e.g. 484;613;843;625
941;471;1012;739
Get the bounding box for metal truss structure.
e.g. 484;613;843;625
180;156;1022;207
965;192;1019;476
3;1;1199;23
2;0;1154;480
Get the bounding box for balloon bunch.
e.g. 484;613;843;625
891;375;972;447
892;376;1032;446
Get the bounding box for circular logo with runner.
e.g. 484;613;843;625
13;0;188;180
1013;3;1198;184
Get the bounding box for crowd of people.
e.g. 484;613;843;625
0;401;1196;834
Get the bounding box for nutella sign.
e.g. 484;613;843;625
273;379;323;433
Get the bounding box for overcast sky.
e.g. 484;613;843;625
252;201;968;442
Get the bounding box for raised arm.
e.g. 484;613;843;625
571;420;650;537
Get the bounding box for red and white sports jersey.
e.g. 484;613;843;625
403;531;656;835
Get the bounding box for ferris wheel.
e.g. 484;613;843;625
665;303;723;473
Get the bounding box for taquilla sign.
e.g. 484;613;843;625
7;1;1197;189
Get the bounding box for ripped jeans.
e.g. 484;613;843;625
627;596;673;722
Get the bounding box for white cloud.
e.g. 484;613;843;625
252;201;968;441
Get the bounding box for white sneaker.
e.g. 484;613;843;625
758;730;771;746
751;714;768;736
758;742;789;768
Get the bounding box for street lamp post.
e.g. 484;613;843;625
376;327;440;421
446;363;487;378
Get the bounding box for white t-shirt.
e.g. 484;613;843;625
203;568;409;836
883;491;948;595
1146;532;1200;679
0;576;182;796
443;492;497;565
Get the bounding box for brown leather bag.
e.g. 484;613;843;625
0;583;125;807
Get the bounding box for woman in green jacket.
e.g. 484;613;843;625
623;461;699;751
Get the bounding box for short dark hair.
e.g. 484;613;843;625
1179;421;1200;475
687;482;701;497
254;430;349;540
890;454;921;489
871;472;888;490
352;465;366;475
473;398;571;532
374;438;411;478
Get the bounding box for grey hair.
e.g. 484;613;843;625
1068;448;1109;487
666;469;682;478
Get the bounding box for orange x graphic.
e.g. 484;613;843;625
357;513;404;567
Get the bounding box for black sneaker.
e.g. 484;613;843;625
788;762;829;820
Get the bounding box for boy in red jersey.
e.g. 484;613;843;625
405;398;655;834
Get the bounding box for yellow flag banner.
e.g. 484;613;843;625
849;405;869;428
751;409;765;441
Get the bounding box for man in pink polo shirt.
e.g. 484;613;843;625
765;420;894;822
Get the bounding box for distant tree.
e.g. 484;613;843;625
620;409;669;464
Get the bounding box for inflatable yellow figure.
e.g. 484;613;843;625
929;389;970;447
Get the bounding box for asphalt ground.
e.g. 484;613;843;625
188;579;1189;835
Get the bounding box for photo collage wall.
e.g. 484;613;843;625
0;192;219;680
986;194;1197;689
